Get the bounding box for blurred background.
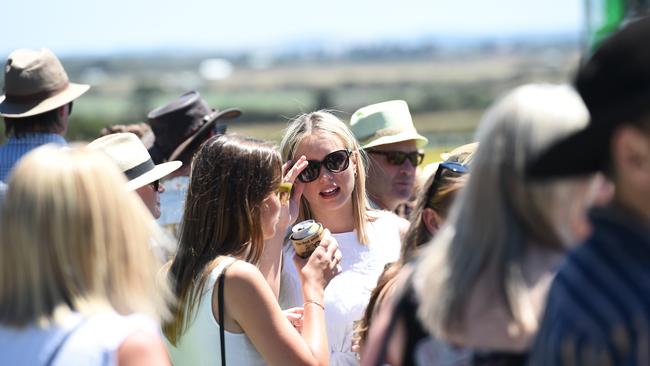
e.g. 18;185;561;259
2;0;645;162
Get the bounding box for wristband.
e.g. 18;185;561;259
303;300;325;311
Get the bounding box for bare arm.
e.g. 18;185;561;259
225;255;337;366
257;157;308;298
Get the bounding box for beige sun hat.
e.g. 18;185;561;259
87;133;182;190
0;48;90;118
350;100;428;149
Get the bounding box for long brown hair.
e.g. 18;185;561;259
163;134;282;344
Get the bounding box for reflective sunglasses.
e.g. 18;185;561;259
426;162;468;205
276;182;293;205
150;179;160;191
367;150;424;167
297;149;352;183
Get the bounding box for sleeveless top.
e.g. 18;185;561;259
165;257;266;366
0;311;159;366
280;211;403;366
378;277;528;366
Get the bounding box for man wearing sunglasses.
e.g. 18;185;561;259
350;100;428;212
147;91;241;237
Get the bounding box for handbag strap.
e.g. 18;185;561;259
45;317;88;366
218;259;236;366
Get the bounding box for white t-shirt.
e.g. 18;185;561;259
280;211;404;366
0;311;159;366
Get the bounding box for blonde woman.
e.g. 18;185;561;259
279;111;407;365
362;84;605;365
0;146;171;365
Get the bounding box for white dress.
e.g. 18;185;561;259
280;211;404;366
0;311;159;366
165;257;266;366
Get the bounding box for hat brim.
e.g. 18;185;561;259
527;124;611;179
362;131;428;150
0;82;90;118
126;160;182;190
168;108;241;161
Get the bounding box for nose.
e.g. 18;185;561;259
318;165;334;181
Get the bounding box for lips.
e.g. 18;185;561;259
319;186;340;198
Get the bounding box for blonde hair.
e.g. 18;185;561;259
280;111;373;244
416;84;591;339
0;145;171;327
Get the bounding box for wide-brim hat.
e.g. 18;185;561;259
0;48;89;118
529;16;650;178
147;91;241;163
350;100;428;149
87;132;182;190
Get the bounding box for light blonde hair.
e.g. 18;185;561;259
416;84;591;339
280;111;374;244
0;145;171;327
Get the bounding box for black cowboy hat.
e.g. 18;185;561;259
529;16;650;178
147;91;241;163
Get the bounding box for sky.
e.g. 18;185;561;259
2;0;585;56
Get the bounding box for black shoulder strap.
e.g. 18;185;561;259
218;259;236;366
45;317;88;366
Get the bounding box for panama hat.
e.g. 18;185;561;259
529;16;650;178
147;91;241;163
87;133;182;190
0;48;89;118
350;100;428;149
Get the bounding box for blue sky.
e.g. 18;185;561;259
3;0;584;56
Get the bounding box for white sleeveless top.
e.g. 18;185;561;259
0;311;160;366
280;211;404;366
165;257;266;366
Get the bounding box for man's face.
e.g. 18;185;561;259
365;140;420;211
135;180;164;219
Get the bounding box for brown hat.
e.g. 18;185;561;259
0;48;89;118
147;91;241;163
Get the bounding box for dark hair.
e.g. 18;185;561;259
163;134;282;344
3;105;68;138
401;171;467;263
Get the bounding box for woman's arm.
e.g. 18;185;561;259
224;259;333;366
257;157;308;299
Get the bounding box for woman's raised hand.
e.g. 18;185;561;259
281;156;308;226
293;229;343;290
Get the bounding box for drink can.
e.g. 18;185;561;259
290;220;324;258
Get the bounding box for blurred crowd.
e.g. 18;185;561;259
2;16;650;366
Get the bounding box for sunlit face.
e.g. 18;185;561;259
365;140;418;211
260;190;282;239
293;132;357;217
135;180;164;219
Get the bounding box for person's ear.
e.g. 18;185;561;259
422;208;441;236
611;125;650;182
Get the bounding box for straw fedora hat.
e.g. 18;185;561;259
147;91;241;163
350;100;428;149
0;48;89;118
87;133;182;190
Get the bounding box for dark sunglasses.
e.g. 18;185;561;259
150;179;160;191
426;162;468;204
296;149;352;183
367;150;424;167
